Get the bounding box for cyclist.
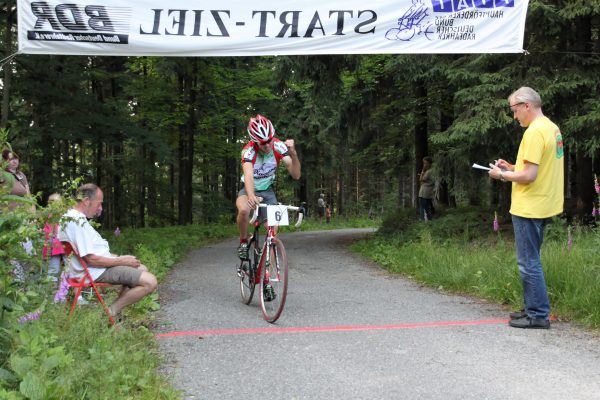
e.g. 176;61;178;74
236;114;301;260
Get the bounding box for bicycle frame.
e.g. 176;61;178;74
249;220;276;287
248;204;302;282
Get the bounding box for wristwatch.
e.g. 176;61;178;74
500;170;506;182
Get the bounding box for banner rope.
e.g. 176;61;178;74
0;51;21;69
0;51;20;70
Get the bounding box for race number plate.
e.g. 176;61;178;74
267;205;289;226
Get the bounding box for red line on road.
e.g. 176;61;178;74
156;318;508;338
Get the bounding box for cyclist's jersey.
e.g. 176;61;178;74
240;138;289;191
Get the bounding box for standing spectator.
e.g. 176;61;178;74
42;193;64;282
317;193;326;223
1;149;35;212
325;204;332;224
489;86;564;329
418;156;434;221
1;149;36;282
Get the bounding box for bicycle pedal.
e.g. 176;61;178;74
236;264;248;277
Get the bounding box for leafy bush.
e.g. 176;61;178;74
377;206;502;244
6;307;179;399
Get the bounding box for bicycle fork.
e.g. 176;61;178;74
262;236;280;285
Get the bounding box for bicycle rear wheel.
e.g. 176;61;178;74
239;258;255;304
238;238;260;304
260;238;288;323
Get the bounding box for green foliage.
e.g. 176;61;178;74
5;307;179;399
377;205;500;245
354;235;522;306
285;215;379;233
107;224;238;259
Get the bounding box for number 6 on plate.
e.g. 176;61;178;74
267;205;289;226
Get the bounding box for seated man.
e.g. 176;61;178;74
59;183;157;319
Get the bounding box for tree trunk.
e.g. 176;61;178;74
1;0;13;128
569;15;594;220
414;81;428;209
177;61;196;225
225;123;238;203
574;149;594;219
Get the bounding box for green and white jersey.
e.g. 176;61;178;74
240;139;288;191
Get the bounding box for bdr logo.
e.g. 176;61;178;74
30;1;121;32
431;0;515;13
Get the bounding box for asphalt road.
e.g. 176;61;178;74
156;228;600;400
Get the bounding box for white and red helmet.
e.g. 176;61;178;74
247;114;275;144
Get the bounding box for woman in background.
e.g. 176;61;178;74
418;156;434;221
2;149;36;282
2;149;34;212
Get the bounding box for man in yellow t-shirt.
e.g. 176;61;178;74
489;86;564;330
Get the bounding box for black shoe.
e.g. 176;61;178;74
509;309;527;320
263;285;276;302
508;317;550;329
237;243;249;260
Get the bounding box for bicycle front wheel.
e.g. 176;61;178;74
260;238;288;323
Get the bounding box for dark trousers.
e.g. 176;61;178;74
419;197;433;221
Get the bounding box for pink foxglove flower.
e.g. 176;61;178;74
18;310;42;324
593;207;597;217
567;227;573;252
53;272;69;303
493;212;499;232
595;175;600;194
114;227;121;237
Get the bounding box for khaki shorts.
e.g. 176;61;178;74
96;266;142;288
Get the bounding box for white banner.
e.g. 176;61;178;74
17;0;529;56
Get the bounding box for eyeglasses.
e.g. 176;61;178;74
259;139;273;145
509;102;525;110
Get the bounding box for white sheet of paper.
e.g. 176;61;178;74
267;205;289;226
472;163;491;171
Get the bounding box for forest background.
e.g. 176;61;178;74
3;0;600;227
3;1;600;397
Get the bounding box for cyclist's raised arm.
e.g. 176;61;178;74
283;139;301;180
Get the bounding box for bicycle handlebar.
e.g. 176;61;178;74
249;204;304;228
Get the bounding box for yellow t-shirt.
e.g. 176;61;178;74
510;116;564;219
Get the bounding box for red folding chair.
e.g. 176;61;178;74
61;241;116;326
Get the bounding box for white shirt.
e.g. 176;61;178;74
58;208;112;280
